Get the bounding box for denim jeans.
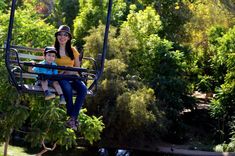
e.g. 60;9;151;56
59;80;87;119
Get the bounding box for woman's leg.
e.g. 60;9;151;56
59;80;73;116
71;80;87;119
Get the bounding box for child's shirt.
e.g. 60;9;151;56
32;60;58;75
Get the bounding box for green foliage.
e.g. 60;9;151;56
73;0;107;47
184;0;234;48
44;0;64;27
118;6;192;118
86;59;128;113
0;51;28;142
125;6;162;37
106;87;164;141
209;53;235;141
0;1;6;11
209;98;225;119
153;0;192;42
79;109;104;144
227;141;235;152
214;26;235;65
103;59;128;80
197;75;214;92
85;57;165;142
0;5;56;48
181;0;235;99
46;0;79;28
111;0;128;27
118;6;162;71
206;26;227;86
2;0;235;149
209;27;235;121
225;118;235;152
0;104;29;142
58;0;79;28
116;88;158;128
214;140;235;152
184;1;235;96
0;9;57;148
20;98;75;149
214;143;227;152
210;77;235;118
83;23;117;60
208;26;226;47
24;97;104;148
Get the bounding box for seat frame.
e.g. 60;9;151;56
8;45;98;96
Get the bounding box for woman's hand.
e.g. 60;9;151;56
28;60;36;72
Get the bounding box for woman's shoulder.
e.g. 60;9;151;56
71;47;79;57
71;47;79;53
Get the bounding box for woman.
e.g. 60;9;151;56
54;25;87;131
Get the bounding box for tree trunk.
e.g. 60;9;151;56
3;136;10;156
3;129;13;156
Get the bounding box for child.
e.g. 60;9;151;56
32;47;66;105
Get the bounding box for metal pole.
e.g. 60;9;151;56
5;0;20;90
5;0;16;54
88;0;112;91
99;0;112;78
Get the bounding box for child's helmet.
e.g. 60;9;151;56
44;47;57;55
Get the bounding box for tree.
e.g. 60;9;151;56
153;0;193;43
73;0;107;47
0;53;29;156
43;0;79;28
82;20;165;144
0;1;6;11
58;0;79;28
209;26;235;142
118;5;193;116
0;4;56;47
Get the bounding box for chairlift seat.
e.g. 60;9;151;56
7;45;98;96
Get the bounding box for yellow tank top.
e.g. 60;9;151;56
55;47;79;67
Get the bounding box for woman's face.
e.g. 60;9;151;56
57;32;70;46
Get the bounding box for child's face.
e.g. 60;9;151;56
45;52;56;64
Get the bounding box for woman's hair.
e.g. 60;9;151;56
54;37;74;60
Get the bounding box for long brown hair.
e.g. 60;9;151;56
54;37;74;60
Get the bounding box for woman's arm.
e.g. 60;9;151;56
73;47;81;68
68;48;81;74
74;56;81;67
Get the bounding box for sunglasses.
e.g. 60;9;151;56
57;32;69;37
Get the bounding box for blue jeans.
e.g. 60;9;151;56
59;80;87;119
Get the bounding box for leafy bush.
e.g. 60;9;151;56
0;4;55;48
197;75;214;92
79;109;105;144
24;97;105;148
